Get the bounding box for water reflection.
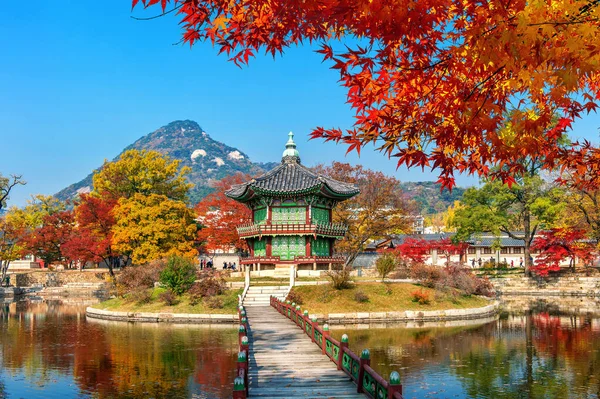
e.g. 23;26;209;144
331;300;600;399
0;299;237;399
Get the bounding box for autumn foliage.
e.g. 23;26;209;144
195;173;252;254
134;0;600;189
531;228;596;276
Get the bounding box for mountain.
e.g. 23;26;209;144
400;181;467;215
55;120;278;204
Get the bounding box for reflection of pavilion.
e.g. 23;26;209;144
226;133;359;276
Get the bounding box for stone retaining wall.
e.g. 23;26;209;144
85;307;238;323
309;301;500;324
11;271;111;287
492;276;600;297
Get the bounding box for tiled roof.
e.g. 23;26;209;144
367;232;528;249
226;159;359;199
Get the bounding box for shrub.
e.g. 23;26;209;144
117;259;165;290
410;263;443;288
130;287;152;304
325;265;353;290
411;289;431;305
118;259;166;294
159;289;178;306
375;253;398;281
354;290;369;303
188;270;227;305
286;290;303;305
205;296;224;309
159;256;197;295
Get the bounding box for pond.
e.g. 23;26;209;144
0;298;238;399
1;297;599;399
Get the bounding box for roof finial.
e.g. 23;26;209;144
282;131;300;162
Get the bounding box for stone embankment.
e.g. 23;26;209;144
491;276;600;297
86;307;238;323
313;301;500;324
501;295;600;316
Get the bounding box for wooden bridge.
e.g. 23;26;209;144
233;298;404;399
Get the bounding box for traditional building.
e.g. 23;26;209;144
225;132;359;276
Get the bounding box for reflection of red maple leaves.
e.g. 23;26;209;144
531;229;596;276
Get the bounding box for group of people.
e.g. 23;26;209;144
198;258;238;271
470;257;527;268
199;259;213;269
223;261;237;271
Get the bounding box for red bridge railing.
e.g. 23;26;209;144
270;296;404;399
233;306;250;399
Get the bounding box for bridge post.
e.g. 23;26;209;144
388;371;402;399
322;323;329;355
339;334;348;371
310;316;318;343
357;349;370;393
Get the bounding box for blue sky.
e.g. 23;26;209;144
1;1;599;207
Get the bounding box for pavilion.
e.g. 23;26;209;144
225;132;359;276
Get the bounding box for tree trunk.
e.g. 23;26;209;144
0;260;9;287
523;210;532;276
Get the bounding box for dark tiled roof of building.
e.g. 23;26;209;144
366;232;527;250
226;160;359;200
351;252;380;268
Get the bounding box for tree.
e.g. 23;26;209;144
453;175;564;274
315;162;412;266
531;228;596;276
111;194;198;265
375;252;397;282
63;194;119;276
393;238;430;266
21;210;76;269
0;214;25;286
92;149;192;201
195;173;252;256
0;174;25;212
134;0;600;189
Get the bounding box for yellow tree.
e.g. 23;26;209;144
314;162;413;266
111;194;198;265
92;149;192;201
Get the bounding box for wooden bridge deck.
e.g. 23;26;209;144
246;306;365;399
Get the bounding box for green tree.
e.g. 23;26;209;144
159;256;197;295
92;149;192;201
111;194;198;265
375;253;397;282
453;175;564;274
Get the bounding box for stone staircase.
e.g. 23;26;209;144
243;285;289;307
491;276;600;297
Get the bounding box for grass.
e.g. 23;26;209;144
289;282;490;314
91;287;243;314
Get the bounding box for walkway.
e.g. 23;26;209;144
246;306;365;398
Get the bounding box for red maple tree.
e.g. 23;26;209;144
133;0;600;189
531;228;596;276
22;210;76;268
63;194;119;275
195;173;252;257
393;238;430;265
393;236;468;266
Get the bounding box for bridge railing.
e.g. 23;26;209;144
271;296;404;399
233;306;250;399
